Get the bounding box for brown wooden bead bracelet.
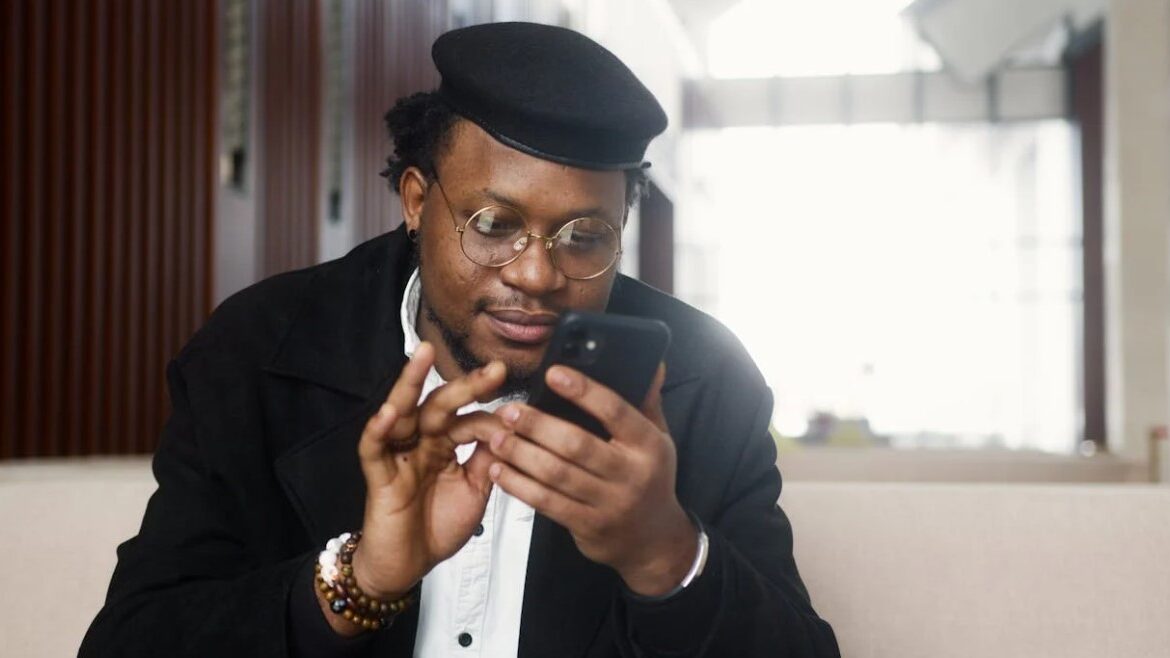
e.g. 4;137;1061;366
315;530;419;631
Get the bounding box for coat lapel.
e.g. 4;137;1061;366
519;515;618;658
267;226;413;545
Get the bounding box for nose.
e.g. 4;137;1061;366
498;234;565;297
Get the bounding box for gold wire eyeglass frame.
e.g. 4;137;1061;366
430;177;623;281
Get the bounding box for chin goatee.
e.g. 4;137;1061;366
422;302;535;398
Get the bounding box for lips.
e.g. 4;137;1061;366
485;309;558;345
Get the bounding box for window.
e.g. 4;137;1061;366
676;0;1083;454
678;122;1081;453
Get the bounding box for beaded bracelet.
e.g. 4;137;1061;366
314;530;419;631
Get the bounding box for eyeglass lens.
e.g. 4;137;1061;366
460;206;619;279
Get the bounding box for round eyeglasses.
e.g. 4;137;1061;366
431;177;623;280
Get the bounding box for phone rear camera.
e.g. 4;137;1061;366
563;342;580;359
585;340;597;351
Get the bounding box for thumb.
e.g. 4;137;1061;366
462;442;497;498
640;363;669;432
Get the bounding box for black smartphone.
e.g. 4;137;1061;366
528;311;671;439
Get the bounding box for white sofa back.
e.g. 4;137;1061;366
0;459;156;658
2;459;1168;657
784;482;1170;657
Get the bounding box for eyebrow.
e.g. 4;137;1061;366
475;187;620;226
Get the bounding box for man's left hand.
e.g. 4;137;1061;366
484;363;698;597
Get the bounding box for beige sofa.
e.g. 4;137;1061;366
2;458;1168;657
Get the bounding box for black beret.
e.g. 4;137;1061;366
433;22;668;170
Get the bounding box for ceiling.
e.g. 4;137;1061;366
667;0;1106;82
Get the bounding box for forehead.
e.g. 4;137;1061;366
437;120;627;217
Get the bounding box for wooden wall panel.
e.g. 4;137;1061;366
0;0;217;458
353;0;448;241
638;182;675;295
1069;34;1106;448
258;0;322;277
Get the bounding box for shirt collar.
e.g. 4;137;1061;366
399;268;525;466
400;267;425;360
398;266;526;404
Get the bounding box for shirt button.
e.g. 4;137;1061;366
458;632;473;647
473;523;484;536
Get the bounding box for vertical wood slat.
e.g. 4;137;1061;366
197;0;215;349
141;0;160;454
1;0;24;459
102;0;127;457
120;0;141;455
65;0;90;456
638;182;676;295
21;0;46;457
44;0;66;457
353;0;448;243
258;0;323;277
156;0;176;451
83;0;105;456
125;0;144;455
0;0;217;458
1069;37;1107;448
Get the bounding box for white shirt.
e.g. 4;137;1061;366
402;269;535;658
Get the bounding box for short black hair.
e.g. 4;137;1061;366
380;91;649;208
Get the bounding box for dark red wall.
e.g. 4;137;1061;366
259;0;322;277
353;0;448;241
1;0;218;458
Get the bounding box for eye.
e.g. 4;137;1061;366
470;207;524;239
567;231;603;247
558;219;615;251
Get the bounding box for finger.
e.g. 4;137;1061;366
447;410;510;446
495;403;618;478
357;402;401;489
408;410;508;483
417;361;506;435
462;442;495;497
640;363;669;433
543;365;657;447
385;341;436;421
488;460;597;530
485;427;607;504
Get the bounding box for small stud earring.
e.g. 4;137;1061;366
407;228;419;243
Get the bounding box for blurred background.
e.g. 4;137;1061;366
2;0;1169;484
5;4;1170;657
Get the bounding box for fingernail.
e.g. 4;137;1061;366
490;431;506;451
499;406;520;424
489;463;502;480
549;367;574;391
379;403;393;419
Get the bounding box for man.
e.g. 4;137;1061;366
81;22;838;657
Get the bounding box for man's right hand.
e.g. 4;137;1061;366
316;341;508;635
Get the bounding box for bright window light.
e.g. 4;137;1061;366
678;122;1081;453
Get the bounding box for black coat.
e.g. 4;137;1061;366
80;226;838;657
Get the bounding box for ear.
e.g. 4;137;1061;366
399;166;429;234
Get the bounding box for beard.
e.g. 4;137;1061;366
412;230;559;398
421;299;537;398
414;241;539;397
